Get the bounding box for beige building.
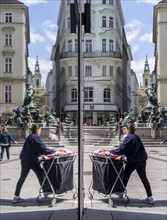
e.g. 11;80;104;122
138;56;153;111
32;57;46;114
0;0;30;115
153;0;167;107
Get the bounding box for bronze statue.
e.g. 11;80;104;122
145;83;158;107
23;82;36;109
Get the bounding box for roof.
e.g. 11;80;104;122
0;0;24;4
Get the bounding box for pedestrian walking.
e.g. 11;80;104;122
55;118;61;141
0;126;18;161
160;136;167;144
150;116;157;139
110;123;154;204
16;113;24;139
157;113;164;139
115;118;123;141
13;123;54;203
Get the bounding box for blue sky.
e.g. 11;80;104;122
21;0;160;85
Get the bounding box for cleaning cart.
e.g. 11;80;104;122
88;149;129;207
36;149;77;206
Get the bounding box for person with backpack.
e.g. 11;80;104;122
0;125;18;161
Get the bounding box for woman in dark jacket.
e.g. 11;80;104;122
111;123;154;204
13;124;54;203
0;126;17;160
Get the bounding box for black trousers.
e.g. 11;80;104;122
0;145;10;160
14;160;43;196
123;160;152;197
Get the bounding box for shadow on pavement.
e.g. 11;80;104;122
1;207;167;220
110;210;167;220
0;197;72;207
124;198;167;207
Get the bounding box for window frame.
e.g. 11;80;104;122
102;16;107;27
68;39;72;52
102;39;106;52
4;58;12;73
4;85;12;103
84;87;93;102
5;12;12;23
85;66;92;77
85;39;92;52
104;88;111;102
4;33;12;46
71;88;77;102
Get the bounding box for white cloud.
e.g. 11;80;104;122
125;20;143;43
28;57;52;85
131;45;139;54
139;33;153;43
45;45;52;54
30;32;45;43
44;30;57;42
21;0;47;6
42;20;57;30
131;56;155;85
42;20;58;42
136;0;159;5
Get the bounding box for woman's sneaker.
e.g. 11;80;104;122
143;197;154;204
12;196;24;204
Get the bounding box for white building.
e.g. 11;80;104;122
52;0;132;125
0;0;30;114
45;69;54;112
130;69;139;118
153;0;167;107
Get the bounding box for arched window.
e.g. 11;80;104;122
104;88;111;102
71;88;77;102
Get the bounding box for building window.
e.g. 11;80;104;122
85;39;92;52
75;65;78;76
71;88;77;102
102;0;106;4
85;66;92;77
4;85;12;103
68;66;72;76
102;66;106;76
109;66;114;76
67;18;70;28
5;12;12;23
109;17;114;28
67;0;70;6
75;39;78;52
104;88;111;102
102;39;106;52
84;87;93;102
68;39;72;52
109;39;114;52
109;0;114;5
4;58;12;73
102;16;106;27
4;33;12;46
36;79;39;87
145;79;148;87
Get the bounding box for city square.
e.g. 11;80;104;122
0;0;167;220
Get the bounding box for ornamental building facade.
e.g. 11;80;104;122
51;0;132;125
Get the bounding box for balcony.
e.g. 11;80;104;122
60;51;122;59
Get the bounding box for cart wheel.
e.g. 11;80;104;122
36;195;43;203
108;198;114;207
125;196;130;203
73;192;78;200
88;192;93;200
51;198;57;207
